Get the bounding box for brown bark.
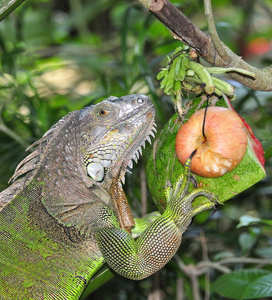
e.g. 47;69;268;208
139;0;272;91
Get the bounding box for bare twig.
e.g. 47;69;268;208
175;254;272;297
218;257;272;266
195;260;231;274
176;255;272;277
176;277;184;300
199;232;210;300
203;0;231;63
138;0;272;91
175;257;202;300
148;272;163;300
190;269;201;300
148;0;210;54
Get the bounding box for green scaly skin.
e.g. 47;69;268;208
0;94;155;299
96;153;218;279
0;94;218;299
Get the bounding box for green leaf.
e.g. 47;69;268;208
167;59;177;83
181;56;190;70
157;68;168;80
255;247;272;259
237;215;272;228
237;215;262;228
262;136;272;160
213;251;234;261
243;274;272;299
238;232;256;253
264;145;272;160
213;269;270;299
159;76;168;89
174;56;184;81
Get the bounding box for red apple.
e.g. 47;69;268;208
175;107;248;177
225;98;265;167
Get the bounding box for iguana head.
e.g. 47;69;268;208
79;94;156;188
5;94;155;220
3;94;155;232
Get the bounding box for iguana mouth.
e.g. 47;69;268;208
106;109;156;233
119;113;156;185
84;95;156;185
110;106;156;185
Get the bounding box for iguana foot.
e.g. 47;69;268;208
165;151;220;222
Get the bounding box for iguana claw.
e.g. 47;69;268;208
96;154;220;280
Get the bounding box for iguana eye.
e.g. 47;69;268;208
99;109;109;117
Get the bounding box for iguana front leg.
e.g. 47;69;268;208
95;154;218;280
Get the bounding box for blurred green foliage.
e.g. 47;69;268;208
0;0;272;299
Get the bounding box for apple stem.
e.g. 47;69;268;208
202;98;210;139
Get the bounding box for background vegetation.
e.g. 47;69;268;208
0;0;271;299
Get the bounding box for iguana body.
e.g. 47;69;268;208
0;94;217;299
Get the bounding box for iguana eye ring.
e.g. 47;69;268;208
99;109;109;117
137;96;144;103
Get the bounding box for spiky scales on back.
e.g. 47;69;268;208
0;112;75;211
0;94;158;298
0;94;217;299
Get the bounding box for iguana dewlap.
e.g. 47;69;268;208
0;94;217;299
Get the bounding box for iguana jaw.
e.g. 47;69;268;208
111;107;156;185
106;97;156;185
83;94;156;187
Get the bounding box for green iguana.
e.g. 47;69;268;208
0;94;218;299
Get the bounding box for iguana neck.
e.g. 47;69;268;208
0;94;156;299
0;112;111;298
35;111;114;231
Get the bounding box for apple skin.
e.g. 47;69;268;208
175;107;248;177
226;98;265;167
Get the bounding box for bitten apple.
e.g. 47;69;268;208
175;107;248;177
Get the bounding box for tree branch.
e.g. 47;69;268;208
0;0;25;22
139;0;272;91
218;257;272;266
203;0;231;63
175;255;272;278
